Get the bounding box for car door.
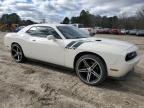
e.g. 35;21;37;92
25;26;65;66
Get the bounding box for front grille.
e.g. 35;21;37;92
125;51;137;61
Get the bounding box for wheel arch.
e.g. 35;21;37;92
11;42;20;47
11;42;23;49
74;51;107;73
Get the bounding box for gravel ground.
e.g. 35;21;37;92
0;32;144;108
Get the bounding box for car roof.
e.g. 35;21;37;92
27;23;70;27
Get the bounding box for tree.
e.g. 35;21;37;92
8;13;21;24
119;12;137;29
70;10;118;28
0;14;9;24
70;10;96;27
109;16;118;28
137;7;144;19
95;15;102;27
136;7;144;29
62;17;70;24
79;10;92;27
0;13;37;26
0;13;21;24
71;16;79;24
64;8;144;29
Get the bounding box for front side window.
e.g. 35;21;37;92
57;26;90;39
27;26;61;39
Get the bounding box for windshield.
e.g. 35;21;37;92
57;26;90;39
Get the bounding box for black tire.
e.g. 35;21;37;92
11;43;26;63
75;54;107;85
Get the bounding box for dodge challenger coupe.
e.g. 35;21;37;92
4;24;140;85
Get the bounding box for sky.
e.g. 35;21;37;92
0;0;143;23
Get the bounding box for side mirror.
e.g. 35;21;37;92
47;35;55;40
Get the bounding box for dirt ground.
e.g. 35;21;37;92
0;32;144;108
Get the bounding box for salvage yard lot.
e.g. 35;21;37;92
0;32;144;108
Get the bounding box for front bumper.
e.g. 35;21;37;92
108;55;140;77
108;45;140;77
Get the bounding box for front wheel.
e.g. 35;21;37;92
11;43;26;63
75;54;107;85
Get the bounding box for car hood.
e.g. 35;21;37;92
65;37;134;52
90;38;133;48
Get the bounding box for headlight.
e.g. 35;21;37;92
125;51;137;61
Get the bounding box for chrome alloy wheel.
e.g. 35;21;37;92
76;58;102;85
11;45;23;62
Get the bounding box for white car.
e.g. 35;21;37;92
4;24;140;85
129;29;138;35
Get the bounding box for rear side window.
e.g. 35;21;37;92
26;26;61;39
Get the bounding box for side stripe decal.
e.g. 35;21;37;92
65;41;77;49
65;41;84;49
71;42;84;49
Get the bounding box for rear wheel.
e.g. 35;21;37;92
75;54;107;85
11;43;26;63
